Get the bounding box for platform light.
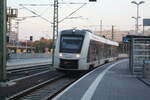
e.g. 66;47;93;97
76;54;80;58
59;53;63;57
131;1;145;33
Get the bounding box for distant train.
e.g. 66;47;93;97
54;29;119;71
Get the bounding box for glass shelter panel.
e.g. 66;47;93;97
132;38;150;74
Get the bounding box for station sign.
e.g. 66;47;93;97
143;19;150;26
122;37;129;43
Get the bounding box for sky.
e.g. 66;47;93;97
7;0;150;40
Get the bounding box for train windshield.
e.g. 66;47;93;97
60;36;83;53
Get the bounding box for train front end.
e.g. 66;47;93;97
54;30;88;71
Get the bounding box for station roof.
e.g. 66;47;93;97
126;35;150;38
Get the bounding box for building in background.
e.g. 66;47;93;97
94;30;129;42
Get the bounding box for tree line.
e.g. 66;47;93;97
32;37;53;53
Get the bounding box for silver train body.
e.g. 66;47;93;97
54;29;119;71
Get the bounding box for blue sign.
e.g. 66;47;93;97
123;37;129;43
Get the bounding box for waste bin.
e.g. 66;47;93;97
144;60;150;79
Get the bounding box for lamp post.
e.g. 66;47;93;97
131;1;145;34
100;20;102;35
132;16;141;33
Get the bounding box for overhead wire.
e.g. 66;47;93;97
62;3;87;20
40;6;51;16
20;5;53;24
58;3;87;23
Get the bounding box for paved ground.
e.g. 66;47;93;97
53;59;150;100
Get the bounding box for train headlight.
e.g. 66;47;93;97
59;53;63;57
76;54;80;58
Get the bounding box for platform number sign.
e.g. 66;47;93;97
123;37;129;43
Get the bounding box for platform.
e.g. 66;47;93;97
53;59;150;100
6;58;52;70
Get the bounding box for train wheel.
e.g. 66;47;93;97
105;60;109;64
89;65;94;71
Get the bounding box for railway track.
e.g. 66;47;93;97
7;64;52;81
1;62;115;100
7;64;51;74
6;74;79;100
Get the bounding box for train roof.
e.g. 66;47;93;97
60;29;119;46
61;29;88;36
90;32;119;46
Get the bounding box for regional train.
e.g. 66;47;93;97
54;29;119;71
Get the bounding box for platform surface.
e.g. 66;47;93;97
6;58;51;70
53;59;150;100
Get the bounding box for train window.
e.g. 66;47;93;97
60;36;83;53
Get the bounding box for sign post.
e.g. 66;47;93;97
0;0;7;83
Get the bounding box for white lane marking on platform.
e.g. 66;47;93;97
81;60;126;100
52;64;108;100
53;59;127;100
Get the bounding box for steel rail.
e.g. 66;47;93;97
6;74;65;100
46;78;78;100
7;64;50;74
